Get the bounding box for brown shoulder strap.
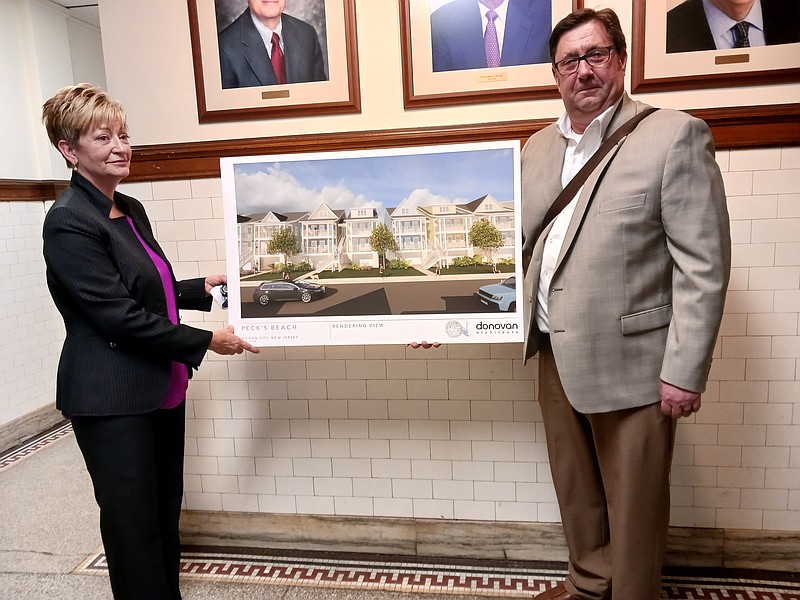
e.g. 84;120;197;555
539;107;658;233
520;107;658;276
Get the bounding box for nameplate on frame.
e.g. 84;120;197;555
262;90;291;100
715;54;750;65
476;72;508;84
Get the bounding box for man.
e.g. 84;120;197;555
666;0;800;53
520;8;730;600
430;0;551;72
218;0;327;88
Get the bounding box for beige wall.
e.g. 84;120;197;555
99;0;799;146
0;0;105;180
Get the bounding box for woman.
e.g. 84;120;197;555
41;83;259;600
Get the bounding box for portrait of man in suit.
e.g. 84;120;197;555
217;0;328;88
666;0;800;53
430;0;552;72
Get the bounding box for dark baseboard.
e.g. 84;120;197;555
0;404;64;454
180;510;800;572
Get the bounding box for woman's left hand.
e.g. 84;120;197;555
204;274;227;296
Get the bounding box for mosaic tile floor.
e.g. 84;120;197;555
67;549;800;599
4;422;800;599
0;419;73;473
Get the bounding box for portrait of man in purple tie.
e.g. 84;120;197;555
666;0;800;53
430;0;552;72
217;0;328;88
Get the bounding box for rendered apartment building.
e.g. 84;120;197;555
238;194;514;273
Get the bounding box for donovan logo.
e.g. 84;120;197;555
444;321;468;338
475;321;519;333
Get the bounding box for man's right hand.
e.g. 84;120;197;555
660;380;701;419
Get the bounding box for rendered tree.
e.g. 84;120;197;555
469;219;503;266
267;226;300;268
369;224;399;269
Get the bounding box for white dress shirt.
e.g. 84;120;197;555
250;11;284;58
535;100;621;333
701;0;766;49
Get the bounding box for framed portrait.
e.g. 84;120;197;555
632;0;800;93
399;0;582;109
187;0;360;122
221;141;524;347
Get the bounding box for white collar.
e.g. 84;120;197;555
479;0;509;20
555;97;622;143
701;0;764;39
250;9;283;41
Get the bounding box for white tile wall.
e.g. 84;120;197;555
4;146;799;534
0;200;62;426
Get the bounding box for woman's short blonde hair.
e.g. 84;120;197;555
42;83;127;165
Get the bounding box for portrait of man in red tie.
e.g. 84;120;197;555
429;0;552;72
665;0;800;54
217;0;328;88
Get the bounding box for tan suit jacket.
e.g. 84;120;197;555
521;94;731;413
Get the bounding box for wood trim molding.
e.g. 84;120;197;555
691;103;800;150
2;104;797;196
0;179;69;202
125;103;799;183
127;119;551;182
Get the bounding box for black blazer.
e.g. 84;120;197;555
666;0;800;53
218;8;327;88
43;172;214;416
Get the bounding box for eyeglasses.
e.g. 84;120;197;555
553;45;615;76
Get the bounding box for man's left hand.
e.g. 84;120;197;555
660;380;701;419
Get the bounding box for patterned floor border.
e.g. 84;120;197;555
0;420;72;473
7;421;800;599
73;549;800;599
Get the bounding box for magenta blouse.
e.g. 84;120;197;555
126;217;189;409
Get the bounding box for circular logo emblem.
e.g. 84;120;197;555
445;321;464;338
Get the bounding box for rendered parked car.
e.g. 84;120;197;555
474;276;516;312
252;280;326;305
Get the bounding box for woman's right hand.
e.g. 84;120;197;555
209;325;260;356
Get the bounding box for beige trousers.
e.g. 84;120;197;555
538;346;677;600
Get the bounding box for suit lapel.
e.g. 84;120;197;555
554;96;638;269
528;130;566;272
119;195;173;276
461;0;488;68
241;9;277;85
500;1;533;65
555;143;621;268
282;17;302;83
543;135;568;204
685;0;716;51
